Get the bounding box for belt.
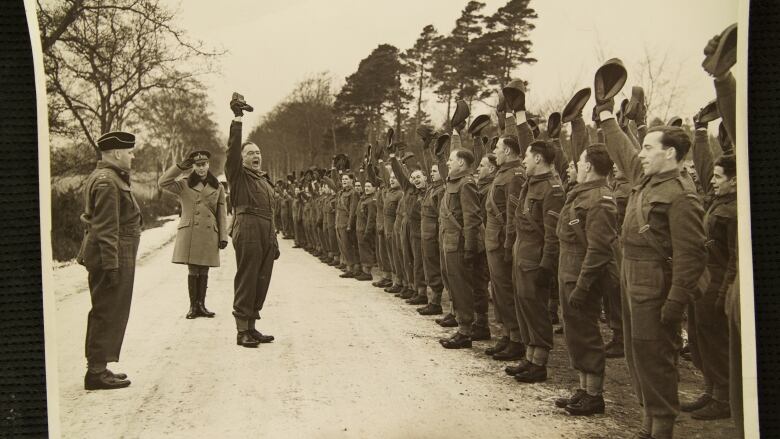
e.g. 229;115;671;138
235;205;272;219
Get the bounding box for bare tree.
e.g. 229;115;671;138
41;0;223;156
632;44;687;122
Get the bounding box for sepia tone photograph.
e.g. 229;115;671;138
33;0;754;437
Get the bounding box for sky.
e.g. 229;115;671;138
170;0;740;135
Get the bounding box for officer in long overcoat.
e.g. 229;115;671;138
158;150;228;319
77;131;141;390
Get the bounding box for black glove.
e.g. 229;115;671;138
535;267;552;290
230;99;244;117
218;240;228;250
592;98;615;123
177;157;194;170
660;299;686;325
503;247;513;263
273;243;281;260
568;286;588;311
106;269;119;287
703;34;720;58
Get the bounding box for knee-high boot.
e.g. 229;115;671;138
197;274;215;318
186;275;198;319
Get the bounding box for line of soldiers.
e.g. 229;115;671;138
270;24;741;439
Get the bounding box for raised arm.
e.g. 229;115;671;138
390;155;412;191
158;164;186;195
225;118;244;181
600;116;644;185
217;187;228;243
714;73;736;145
692;128;715;195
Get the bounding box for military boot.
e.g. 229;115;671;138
436;313;458;327
680;393;712;412
439;332;472;349
406;294;428;305
555;389;586;408
691;399;731;420
248;319;275;343
398;288;416;299
485;336;509;356
339;270;357;278
236;331;261;348
492;341;526;361
354;272;373;281
565;393;605;416
385;284;403;294
417;303;443;315
196;274;215;318
186;275;198;319
505;358;532;376
514;364;547;383
471;323;491;341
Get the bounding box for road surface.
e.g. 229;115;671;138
50;222;713;439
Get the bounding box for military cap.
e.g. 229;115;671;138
488;136;499;152
616;99;629;128
451;99;470;130
703;23;737;77
468;114;491;137
693;99;720;125
526;117;541;139
594;58;627;103
187;149;211;163
547;112;561;139
400;151;416;164
434;134;451;158
97;131;135;151
561;88;592;123
416;125;437;149
624;86;646;121
502;79;526;112
666;116;683;127
333;153;351;172
386;128;395;147
387;141;407;155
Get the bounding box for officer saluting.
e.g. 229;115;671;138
226;93;279;348
77;131;141;390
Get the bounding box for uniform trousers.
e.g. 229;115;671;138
85;235;139;367
232;214;276;322
441;249;475;335
422;238;444;303
512;241;553;362
621;258;681;428
473;251;490;318
486;246;523;341
727;275;743;438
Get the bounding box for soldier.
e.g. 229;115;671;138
225;94;278;348
605;163;630;358
438;146;485;349
390;154;427;304
367;164;394;288
484;136;527;361
505;140;565;383
77;131;141;390
335;172;361;278
416;162;447;315
158;150;228;319
355;176;377;281
554;145;618;416
472;153;497;341
597;98;706;439
380;165;404;294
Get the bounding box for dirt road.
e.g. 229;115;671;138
51;227;736;438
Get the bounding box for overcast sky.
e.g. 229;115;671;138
171;0;739;134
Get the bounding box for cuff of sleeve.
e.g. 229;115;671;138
601;118;622;136
667;285;696;304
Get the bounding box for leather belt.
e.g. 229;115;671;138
235;205;272;219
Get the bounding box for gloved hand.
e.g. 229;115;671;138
230;99;244;117
106;269;119;287
703;34;720;58
535;266;552;290
503;247;513;263
177;157;194;170
568;286;588;311
660;299;686;325
592;98;615;123
218;240;228;250
273;242;281;260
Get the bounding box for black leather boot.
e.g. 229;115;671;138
197;274;215;317
565;393;605;416
514;363;547;383
186;275;198;319
555;388;586;408
492;340;526;361
485;336;509;355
